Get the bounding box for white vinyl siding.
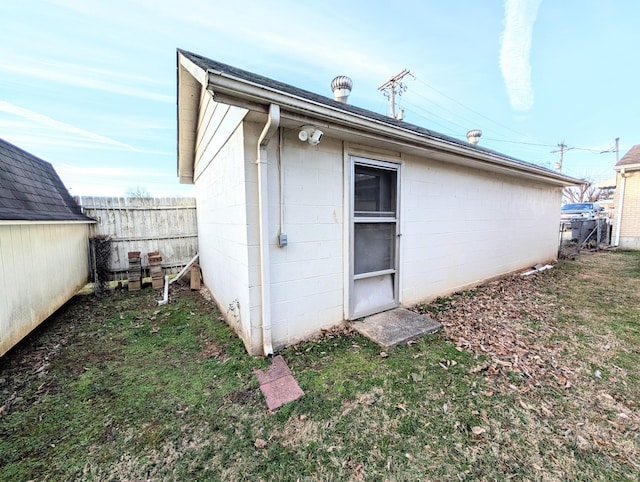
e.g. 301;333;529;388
1;223;90;356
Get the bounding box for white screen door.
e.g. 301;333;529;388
350;157;399;318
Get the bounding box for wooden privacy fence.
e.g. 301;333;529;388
76;196;198;280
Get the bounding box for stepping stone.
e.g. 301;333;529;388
352;307;442;349
254;355;304;411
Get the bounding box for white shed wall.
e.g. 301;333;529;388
0;222;90;356
400;156;562;305
194;95;256;352
262;128;344;349
194;115;564;355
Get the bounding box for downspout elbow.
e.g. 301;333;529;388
259;104;280;150
257;104;280;356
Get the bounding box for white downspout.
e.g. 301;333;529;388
614;168;626;246
257;104;280;356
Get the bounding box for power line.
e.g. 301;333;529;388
378;75;619;165
481;137;557;148
400;99;468;134
407;89;489;134
411;75;530;138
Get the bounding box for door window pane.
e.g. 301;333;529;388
354;222;395;274
354;165;396;217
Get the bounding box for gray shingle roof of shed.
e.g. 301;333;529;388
179;49;568;179
0;138;92;222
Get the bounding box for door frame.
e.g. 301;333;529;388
348;155;401;319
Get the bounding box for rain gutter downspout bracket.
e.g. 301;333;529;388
257;104;280;356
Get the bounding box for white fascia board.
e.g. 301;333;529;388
177;53;207;184
615;162;640;172
179;53;208;85
205;70;579;188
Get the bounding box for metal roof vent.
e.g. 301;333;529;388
331;75;353;104
466;129;482;145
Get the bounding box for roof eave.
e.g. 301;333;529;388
0;219;96;225
615;162;640;172
177;53;206;184
176;52;578;188
204;69;576;187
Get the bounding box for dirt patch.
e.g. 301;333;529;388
200;339;228;362
224;387;256;404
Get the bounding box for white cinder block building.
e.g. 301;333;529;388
176;49;576;356
0;138;94;356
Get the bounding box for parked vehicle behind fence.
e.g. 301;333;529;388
560;202;603;222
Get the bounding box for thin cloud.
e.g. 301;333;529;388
0;58;173;103
56;164;174;178
0;101;140;151
0;101;171;156
163;0;392;81
499;0;542;111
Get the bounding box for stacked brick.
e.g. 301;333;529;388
148;251;164;289
128;251;142;291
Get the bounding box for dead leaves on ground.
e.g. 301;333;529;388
416;273;574;391
414;260;640;472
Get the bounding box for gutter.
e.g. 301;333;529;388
205;69;578;188
614;168;626;246
257;104;280;356
0;219;96;226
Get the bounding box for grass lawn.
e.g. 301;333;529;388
1;251;639;481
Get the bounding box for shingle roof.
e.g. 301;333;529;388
178;49;572;181
0;138;93;222
616;144;640;168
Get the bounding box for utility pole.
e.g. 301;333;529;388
600;137;620;162
552;141;571;171
378;69;412;120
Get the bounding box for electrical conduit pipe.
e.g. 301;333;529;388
257;104;280;356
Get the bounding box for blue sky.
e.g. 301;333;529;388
1;0;638;196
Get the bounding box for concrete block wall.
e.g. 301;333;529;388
400;156;563;305
264;128;344;349
194;111;568;354
194;104;255;352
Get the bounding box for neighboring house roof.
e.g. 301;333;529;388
0;138;93;222
177;49;578;187
615;144;640;171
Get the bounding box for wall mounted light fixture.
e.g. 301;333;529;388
298;125;324;145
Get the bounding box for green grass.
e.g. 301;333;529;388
1;252;640;480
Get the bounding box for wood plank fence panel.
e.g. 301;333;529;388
76;196;198;279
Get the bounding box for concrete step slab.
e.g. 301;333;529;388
352;307;442;349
